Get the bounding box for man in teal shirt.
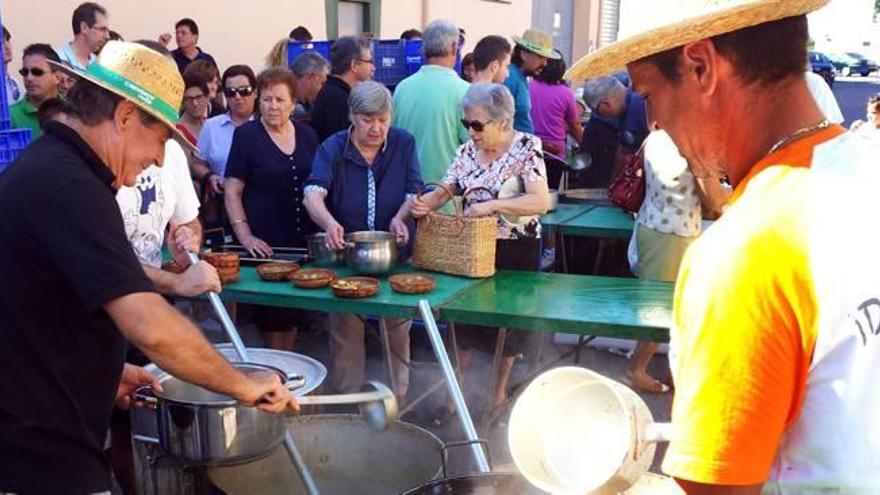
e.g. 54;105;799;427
504;29;559;133
10;44;62;139
392;19;470;184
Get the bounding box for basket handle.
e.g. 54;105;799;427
461;186;496;217
418;181;461;218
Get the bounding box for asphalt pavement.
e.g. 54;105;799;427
832;75;880;127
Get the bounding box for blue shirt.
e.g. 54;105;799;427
305;127;422;233
620;91;648;150
224;120;319;247
504;64;534;133
55;42;95;71
196;113;249;176
588;90;649;150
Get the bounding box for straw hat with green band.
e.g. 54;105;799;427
49;40;193;148
513;28;561;60
565;0;829;81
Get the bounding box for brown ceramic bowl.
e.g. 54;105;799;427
199;251;240;268
290;268;337;289
331;277;380;299
388;273;436;294
257;262;301;281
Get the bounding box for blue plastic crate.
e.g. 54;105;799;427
0;27;9;130
287;40;332;68
372;39;409;86
404;40;423;77
0;128;32;175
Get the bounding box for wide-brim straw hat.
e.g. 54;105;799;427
565;0;830;81
49;40;193;148
513;28;562;60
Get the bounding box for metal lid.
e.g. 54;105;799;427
145;345;328;397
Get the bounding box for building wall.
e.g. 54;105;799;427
808;0;878;58
3;1;327;70
422;0;534;55
3;0;532;73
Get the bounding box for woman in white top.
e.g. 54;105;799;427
628;129;727;393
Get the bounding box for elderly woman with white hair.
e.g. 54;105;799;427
303;81;422;402
412;82;551;414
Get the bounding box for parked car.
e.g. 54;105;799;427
809;51;836;86
829;52;879;77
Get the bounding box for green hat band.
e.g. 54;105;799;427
517;38;551;55
86;63;179;124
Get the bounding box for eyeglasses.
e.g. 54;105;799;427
357;58;374;65
183;94;207;104
223;86;253;98
460;118;493;132
19;67;46;77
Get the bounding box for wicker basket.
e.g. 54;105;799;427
412;184;498;278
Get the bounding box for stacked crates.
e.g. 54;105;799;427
289;39;425;87
0;14;32;175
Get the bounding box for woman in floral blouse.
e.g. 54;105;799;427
412;82;551;414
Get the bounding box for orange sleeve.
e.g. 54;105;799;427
662;167;817;485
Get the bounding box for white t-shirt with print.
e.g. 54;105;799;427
635;130;702;238
116;139;200;268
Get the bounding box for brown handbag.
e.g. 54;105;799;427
608;142;647;214
411;182;498;278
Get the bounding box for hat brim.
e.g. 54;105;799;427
49;60;195;151
513;37;562;60
564;0;829;81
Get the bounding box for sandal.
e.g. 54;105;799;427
626;373;671;394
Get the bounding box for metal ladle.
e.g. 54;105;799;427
186;252;320;495
294;380;398;430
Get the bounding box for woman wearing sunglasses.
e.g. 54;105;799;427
411;82;552;415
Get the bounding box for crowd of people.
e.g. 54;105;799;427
2;0;880;493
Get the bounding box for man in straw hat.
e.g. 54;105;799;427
567;0;880;492
0;41;298;494
506;28;560;133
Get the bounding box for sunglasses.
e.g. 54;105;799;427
223;86;253;98
19;67;47;77
461;118;493;132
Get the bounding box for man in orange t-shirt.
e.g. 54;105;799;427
568;0;880;493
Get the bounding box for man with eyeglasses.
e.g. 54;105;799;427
10;44;62;139
57;2;110;71
311;36;374;141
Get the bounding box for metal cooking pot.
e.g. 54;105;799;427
133;362;292;466
344;230;402;275
207;414;444;495
306;232;345;266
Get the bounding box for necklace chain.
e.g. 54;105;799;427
767;119;832;156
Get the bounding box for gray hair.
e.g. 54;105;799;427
330;36;372;75
582;76;625;110
460;82;515;123
291;51;330;78
349;81;392;116
422;19;459;58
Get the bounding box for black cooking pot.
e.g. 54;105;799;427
401;473;530;495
